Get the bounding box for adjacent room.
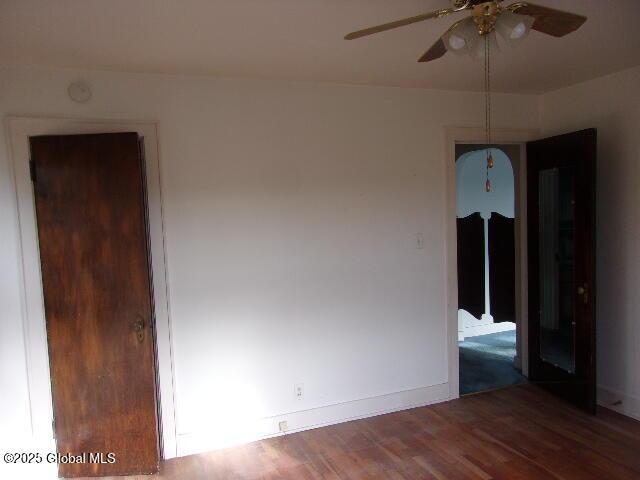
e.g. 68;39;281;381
1;1;639;479
456;144;526;395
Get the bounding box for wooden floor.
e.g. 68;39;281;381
89;384;640;479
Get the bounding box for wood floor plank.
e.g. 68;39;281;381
73;384;640;480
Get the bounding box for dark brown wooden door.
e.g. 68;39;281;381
527;129;596;413
488;213;516;324
457;212;485;320
30;133;160;477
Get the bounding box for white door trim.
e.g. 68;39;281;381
5;116;178;458
444;126;539;400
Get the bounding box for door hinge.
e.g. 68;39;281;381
29;159;37;183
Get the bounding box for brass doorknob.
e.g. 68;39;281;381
577;284;588;304
132;317;145;343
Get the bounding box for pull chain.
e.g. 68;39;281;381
484;34;493;193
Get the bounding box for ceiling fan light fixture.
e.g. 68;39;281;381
511;21;527;39
448;33;466;51
496;11;533;44
444;17;477;56
470;31;499;60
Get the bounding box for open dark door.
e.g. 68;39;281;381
527;129;596;413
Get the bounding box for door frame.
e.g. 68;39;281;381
445;126;539;399
6;117;178;459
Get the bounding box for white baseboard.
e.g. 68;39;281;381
0;458;57;480
598;385;640;422
176;382;450;457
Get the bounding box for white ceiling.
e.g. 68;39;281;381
1;0;639;93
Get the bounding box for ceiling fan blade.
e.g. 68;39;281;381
418;19;468;63
419;37;447;63
345;8;454;40
508;2;586;37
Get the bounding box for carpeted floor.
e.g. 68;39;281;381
459;330;526;395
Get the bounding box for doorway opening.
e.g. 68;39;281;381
456;144;526;395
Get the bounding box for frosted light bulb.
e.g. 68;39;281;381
496;12;533;45
448;34;466;50
511;22;527;39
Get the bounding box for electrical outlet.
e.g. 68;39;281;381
294;383;304;399
278;420;288;432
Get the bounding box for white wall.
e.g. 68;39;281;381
0;66;539;460
539;66;640;420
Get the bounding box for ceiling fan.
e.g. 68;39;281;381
345;1;586;193
344;1;587;62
